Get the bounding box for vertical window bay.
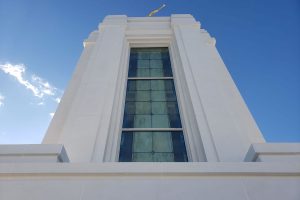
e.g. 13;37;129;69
119;47;188;162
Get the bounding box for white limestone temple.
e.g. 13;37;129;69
0;15;299;200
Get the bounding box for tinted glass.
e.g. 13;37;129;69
120;131;188;162
123;80;181;129
128;48;173;77
120;47;188;162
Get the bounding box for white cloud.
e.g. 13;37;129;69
31;75;56;96
0;63;59;101
54;97;61;103
0;94;4;107
37;102;45;106
49;112;55;118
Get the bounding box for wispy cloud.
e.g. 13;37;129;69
49;112;55;118
0;94;4;107
31;74;56;96
37;102;45;106
0;63;61;104
54;97;61;103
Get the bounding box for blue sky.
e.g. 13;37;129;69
0;0;299;144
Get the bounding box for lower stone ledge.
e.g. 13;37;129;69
0;162;299;177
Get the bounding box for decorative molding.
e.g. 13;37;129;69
83;31;99;47
0;144;69;163
244;143;300;162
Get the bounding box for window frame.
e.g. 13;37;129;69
102;35;207;162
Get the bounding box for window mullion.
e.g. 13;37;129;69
128;77;173;80
122;128;183;132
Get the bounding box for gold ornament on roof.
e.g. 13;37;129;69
148;4;166;17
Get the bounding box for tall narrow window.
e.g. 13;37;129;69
119;47;188;162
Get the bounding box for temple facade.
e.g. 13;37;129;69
0;15;299;200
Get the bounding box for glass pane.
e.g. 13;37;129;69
135;102;151;114
151;91;166;101
127;80;136;91
151;80;165;90
128;67;137;77
135;91;150;101
133;132;152;152
163;67;173;77
129;58;137;68
152;115;170;128
126;91;136;101
164;80;175;91
133;153;153;162
166;101;179;114
150;59;163;68
162;58;173;77
136;68;150;77
169;114;182;128
130;52;138;60
150;68;163;77
153;132;173;152
138;52;150;59
122;114;134;128
137;60;149;68
153;153;174;162
172;132;188;162
165;91;176;101
134;115;151;128
152;101;168;114
161;52;169;59
119;132;133;162
124;102;135;114
162;58;171;69
136;80;150;90
150;52;162;59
